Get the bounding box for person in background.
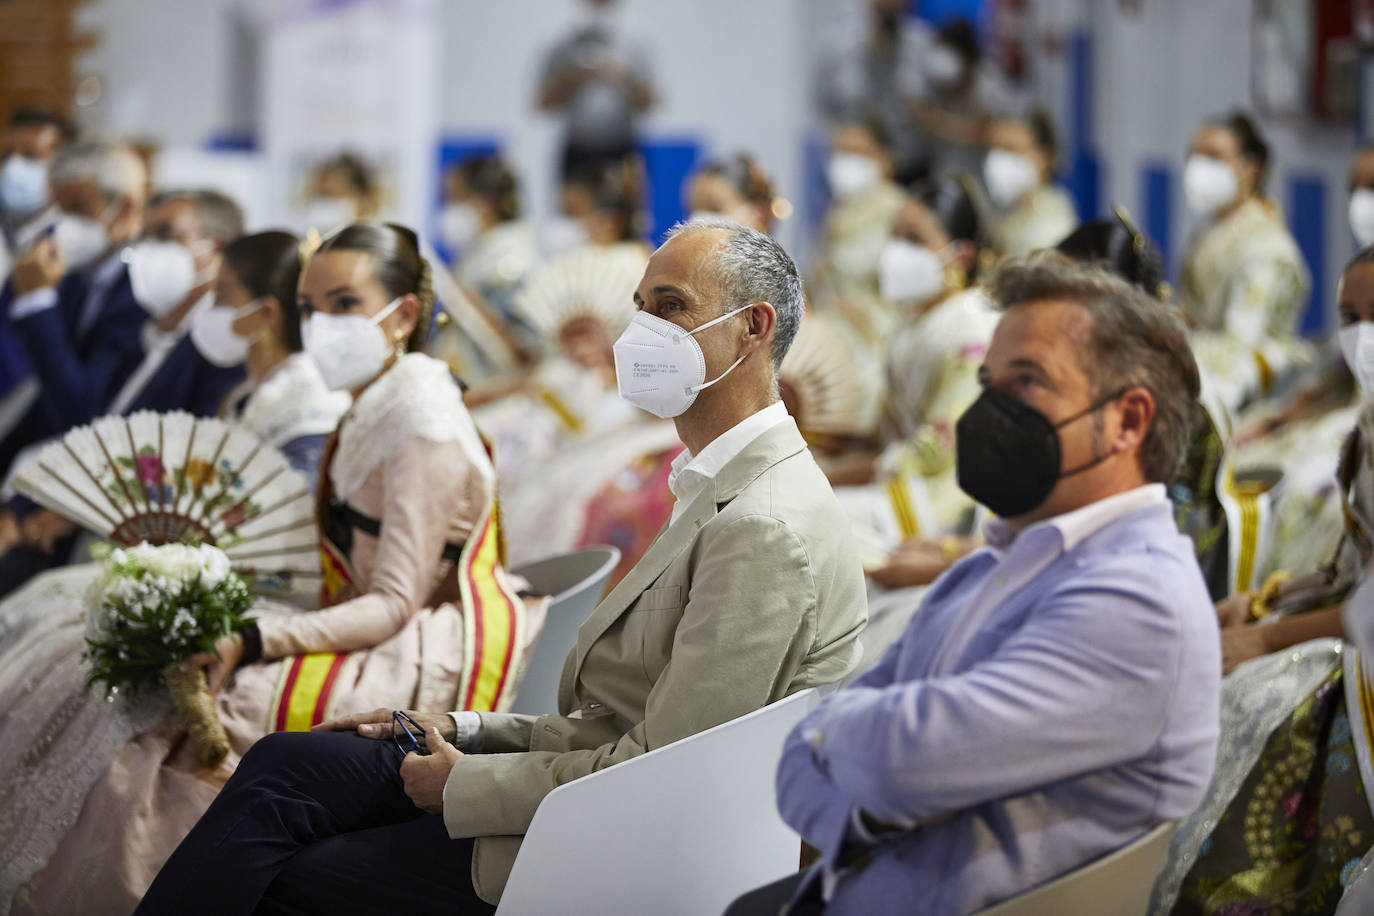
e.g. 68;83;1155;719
815;0;933;184
536;0;656;187
985;108;1078;258
1179;110;1310;413
0;139;149;482
0;188;246;598
685;152;782;235
1348;145;1374;249
810;118;907;331
734;253;1218;916
204;230;351;489
441;155;537;323
1152;247;1374;916
542;158;647;258
302;151;379;232
0;106;75;281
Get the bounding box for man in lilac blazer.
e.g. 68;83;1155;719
757;254;1222;915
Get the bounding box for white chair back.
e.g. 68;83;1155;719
495;687;821;916
974;821;1179;916
508;546;620;715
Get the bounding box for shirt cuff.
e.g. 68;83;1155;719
448;710;483;752
9;287;58;321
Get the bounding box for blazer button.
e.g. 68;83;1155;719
586;702;603;710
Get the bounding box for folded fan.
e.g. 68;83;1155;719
12;410;319;579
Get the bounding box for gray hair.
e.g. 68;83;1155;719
149;188;245;246
986;252;1200;484
49;139;146;203
664;218;804;368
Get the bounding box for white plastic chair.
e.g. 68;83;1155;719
973;821;1179;916
495;687;821;916
508;546;620;715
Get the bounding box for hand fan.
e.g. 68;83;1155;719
510;243;646;343
778;314;870;437
12;410;319;581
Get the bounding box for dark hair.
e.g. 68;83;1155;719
697;152;776;208
318;151;374;196
454;155;520;222
917;172;984;250
988;253;1200;483
314;222;434;351
567;160;643;242
937;18;980;66
223;231;304;351
1344;244;1374;277
1213;110;1270;194
6;106;75;141
1056;211;1165;299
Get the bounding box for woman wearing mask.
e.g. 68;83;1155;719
810;119;908;344
984;109;1078;258
1179;111;1310;412
442;155;537;323
684;153;782;235
1150;249;1374;916
827;176;996;665
0;222;538;916
193;230;351;490
300;151;379;232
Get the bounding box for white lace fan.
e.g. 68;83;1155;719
778;314;870;438
510;243;646;343
12;411;319;579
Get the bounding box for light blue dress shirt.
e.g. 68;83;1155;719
775;485;1222;915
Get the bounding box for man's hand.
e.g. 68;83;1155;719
400;728;462;815
868;538;953;590
181;632;246;695
20;510;77;554
12;237;65;295
313;708;456;742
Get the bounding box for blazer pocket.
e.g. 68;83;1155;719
633;585;682;612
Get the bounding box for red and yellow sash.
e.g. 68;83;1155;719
270;431;524;731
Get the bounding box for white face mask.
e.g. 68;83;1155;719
983;149;1039;209
923;44;965;88
0;154;48;217
612;304;752;419
828;153;881;201
301;196;358;234
127;239;214;320
1341;322;1374;397
879;238;947;305
1351;190;1374;248
302;296;403;391
190;298;261;368
440;202;481;250
53;210;112;270
1183;154;1239;218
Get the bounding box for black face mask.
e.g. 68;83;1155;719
955;386;1124;518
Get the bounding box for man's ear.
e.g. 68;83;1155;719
1114;386;1156;455
744;300;777;357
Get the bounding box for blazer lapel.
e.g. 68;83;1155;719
573;486;718;673
570;418;810;679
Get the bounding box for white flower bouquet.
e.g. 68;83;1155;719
84;542;254;766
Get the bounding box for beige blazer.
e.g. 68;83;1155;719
442;418;868;903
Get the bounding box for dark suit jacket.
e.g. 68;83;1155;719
124;335;246;417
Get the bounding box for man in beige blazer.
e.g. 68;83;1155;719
135;218;868;916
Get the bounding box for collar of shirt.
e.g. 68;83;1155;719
982;483;1167;556
666;401;789;524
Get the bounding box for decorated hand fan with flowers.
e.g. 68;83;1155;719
12;411;318;581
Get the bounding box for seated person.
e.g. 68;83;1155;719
685;152;782;235
0;139;149;480
739;253;1221;915
984;108;1078;258
135;218;868;915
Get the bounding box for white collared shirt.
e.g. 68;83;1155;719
666;400;790;525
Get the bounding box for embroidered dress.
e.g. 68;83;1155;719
0;353;538;916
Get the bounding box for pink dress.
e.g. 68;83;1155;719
0;354;540;915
